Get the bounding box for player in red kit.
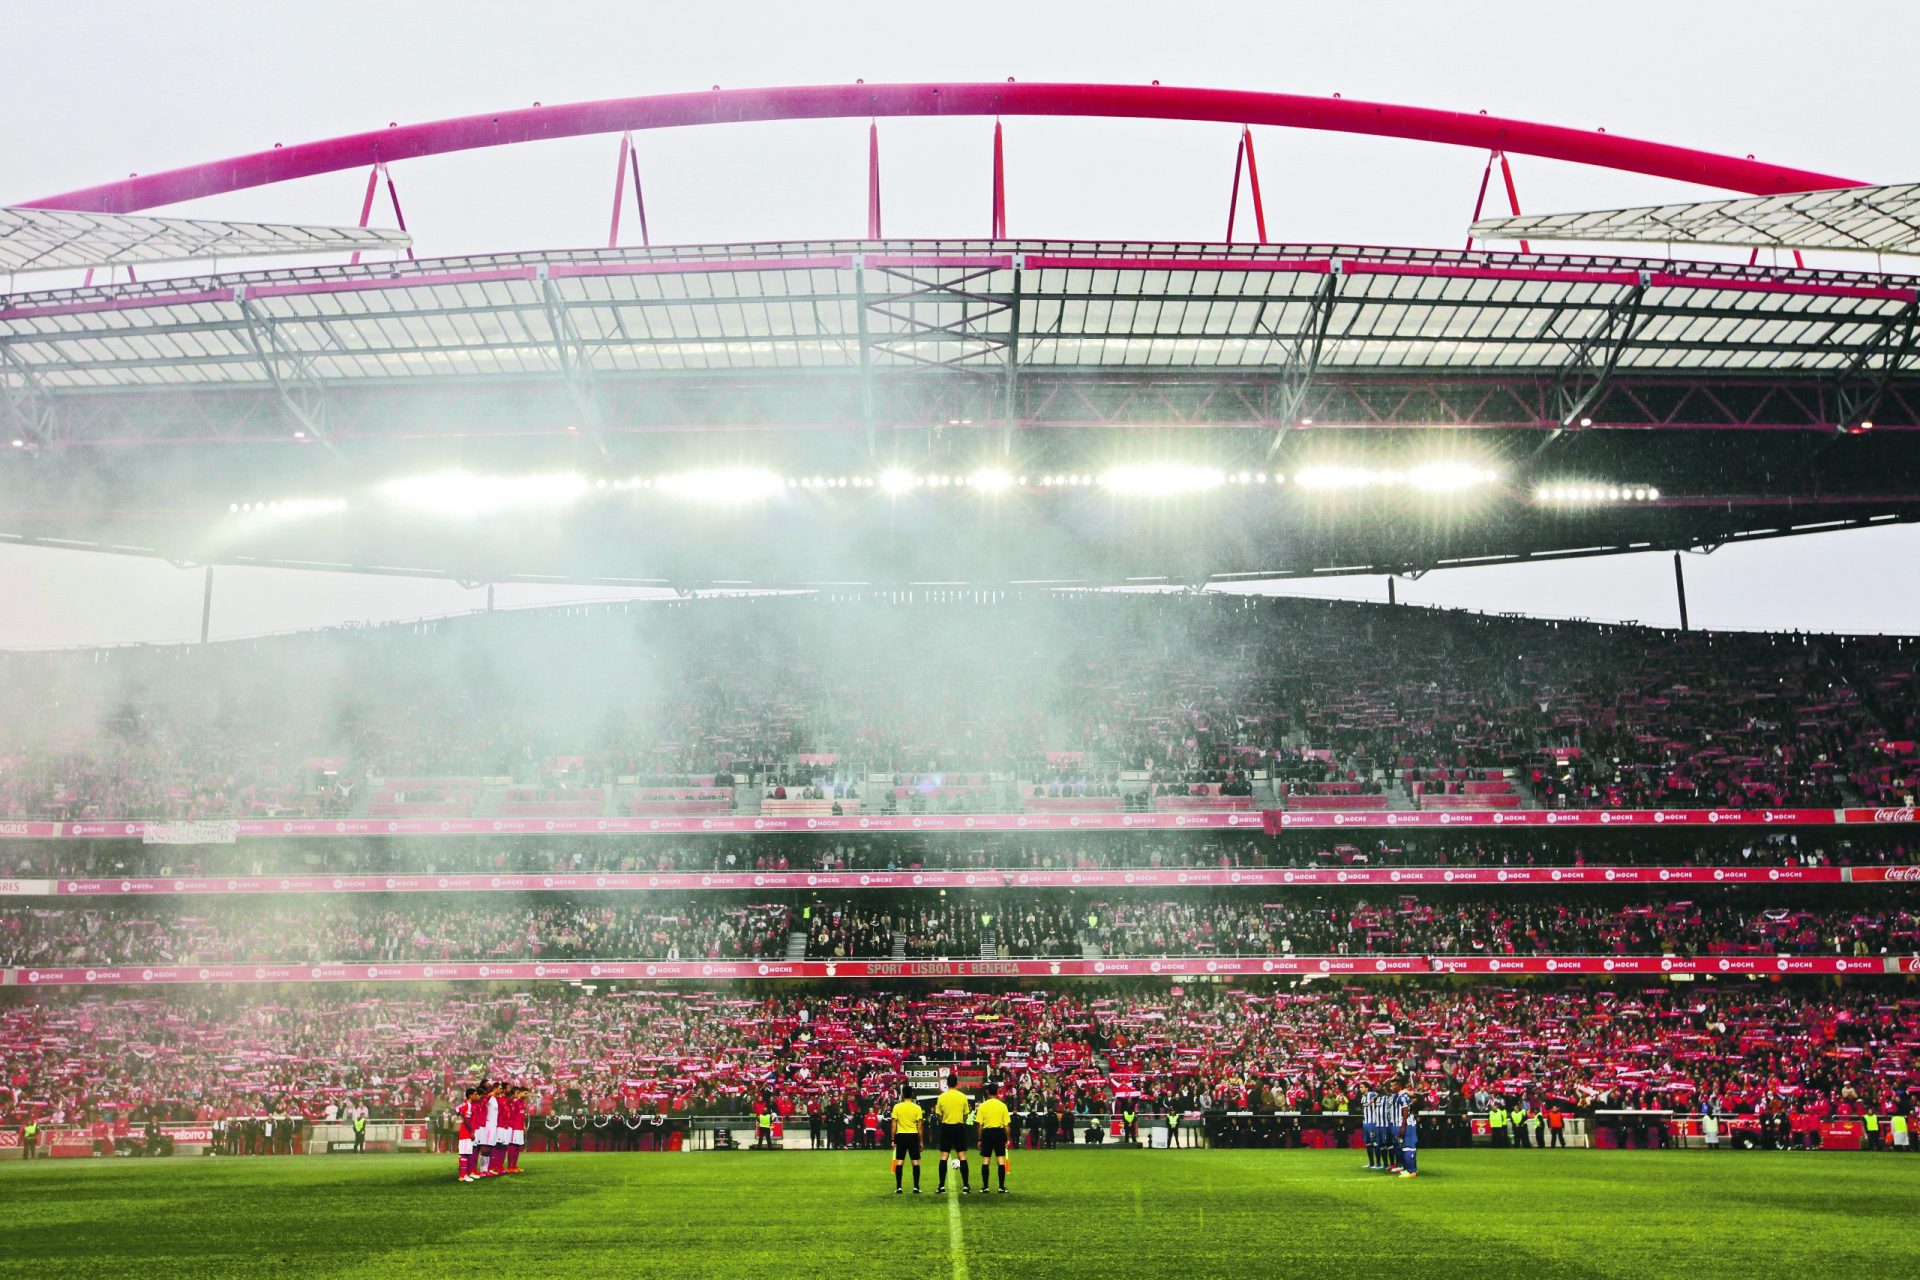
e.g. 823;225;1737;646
479;1082;505;1177
470;1082;491;1178
505;1085;527;1173
455;1086;481;1183
496;1086;514;1174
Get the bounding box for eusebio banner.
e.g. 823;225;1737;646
6;953;1915;987
0;807;1914;842
38;864;1876;897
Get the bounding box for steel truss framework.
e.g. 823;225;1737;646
1469;183;1920;256
5;241;1920;448
0;206;412;276
28;372;1920;448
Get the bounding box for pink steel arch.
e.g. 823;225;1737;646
22;82;1862;215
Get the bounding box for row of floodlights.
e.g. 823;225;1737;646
1534;484;1662;504
227;498;349;516
225;463;1529;517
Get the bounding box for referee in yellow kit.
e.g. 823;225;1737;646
890;1083;924;1194
976;1080;1013;1194
933;1073;972;1193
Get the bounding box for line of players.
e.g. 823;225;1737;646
888;1073;1014;1196
456;1082;531;1183
1361;1078;1420;1179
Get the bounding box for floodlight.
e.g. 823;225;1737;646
1407;463;1498;492
969;468;1015;492
382;471;588;516
276;498;347;518
231;496;346;519
654;468;785;502
1533;479;1662;505
1293;466;1377;490
1098;463;1227;496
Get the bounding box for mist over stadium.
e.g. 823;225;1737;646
4;4;1920;1277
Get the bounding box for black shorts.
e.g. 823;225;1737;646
940;1121;972;1151
980;1129;1008;1157
893;1134;922;1160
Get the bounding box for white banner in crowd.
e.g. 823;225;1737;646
141;821;239;845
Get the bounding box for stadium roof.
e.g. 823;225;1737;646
3;239;1919;421
1469;184;1920;256
1;84;1910;601
0;206;413;276
2;238;1917;589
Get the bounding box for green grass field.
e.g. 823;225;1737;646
0;1148;1912;1279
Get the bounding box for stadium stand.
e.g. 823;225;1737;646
1;596;1916;1166
3;985;1916;1132
9;828;1920;881
0;597;1912;821
3;891;1913;968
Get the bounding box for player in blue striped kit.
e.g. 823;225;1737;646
1374;1084;1406;1175
1390;1078;1419;1179
1361;1085;1380;1170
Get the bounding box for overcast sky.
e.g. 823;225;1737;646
3;0;1918;646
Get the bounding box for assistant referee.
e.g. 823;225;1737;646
975;1081;1012;1194
890;1084;924;1194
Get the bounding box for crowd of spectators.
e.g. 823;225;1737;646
0;596;1913;822
1077;892;1920;960
0;899;792;967
3;984;1916;1134
11;829;1919;883
3;890;1915;968
803;901;1083;960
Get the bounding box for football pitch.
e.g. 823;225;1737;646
0;1148;1911;1279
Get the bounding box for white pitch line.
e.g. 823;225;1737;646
947;1184;972;1280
